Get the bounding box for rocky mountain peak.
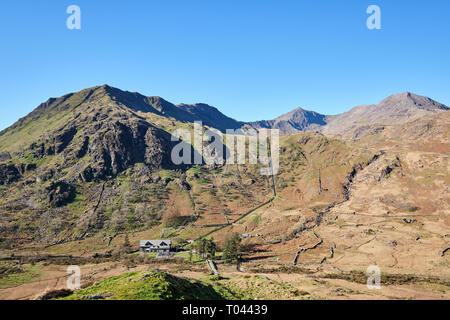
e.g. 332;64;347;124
249;106;326;134
378;92;449;112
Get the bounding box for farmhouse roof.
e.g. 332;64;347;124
139;240;172;248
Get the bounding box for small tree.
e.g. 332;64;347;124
223;233;241;263
123;233;131;253
194;239;206;258
206;238;217;259
193;238;216;259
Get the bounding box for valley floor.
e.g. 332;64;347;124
0;257;449;300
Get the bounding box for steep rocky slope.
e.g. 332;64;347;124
0;85;203;246
0;85;191;184
177;103;244;132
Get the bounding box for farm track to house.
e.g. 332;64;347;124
0;262;151;300
0;258;106;299
1;275;69;300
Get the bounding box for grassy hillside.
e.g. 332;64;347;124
62;270;223;300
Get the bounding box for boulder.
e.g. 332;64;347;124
0;152;11;162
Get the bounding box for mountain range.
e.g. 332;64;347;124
0;84;448;187
4;85;447;140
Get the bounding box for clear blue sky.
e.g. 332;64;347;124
1;0;449;130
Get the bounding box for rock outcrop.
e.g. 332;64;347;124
0;163;36;185
46;181;76;207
